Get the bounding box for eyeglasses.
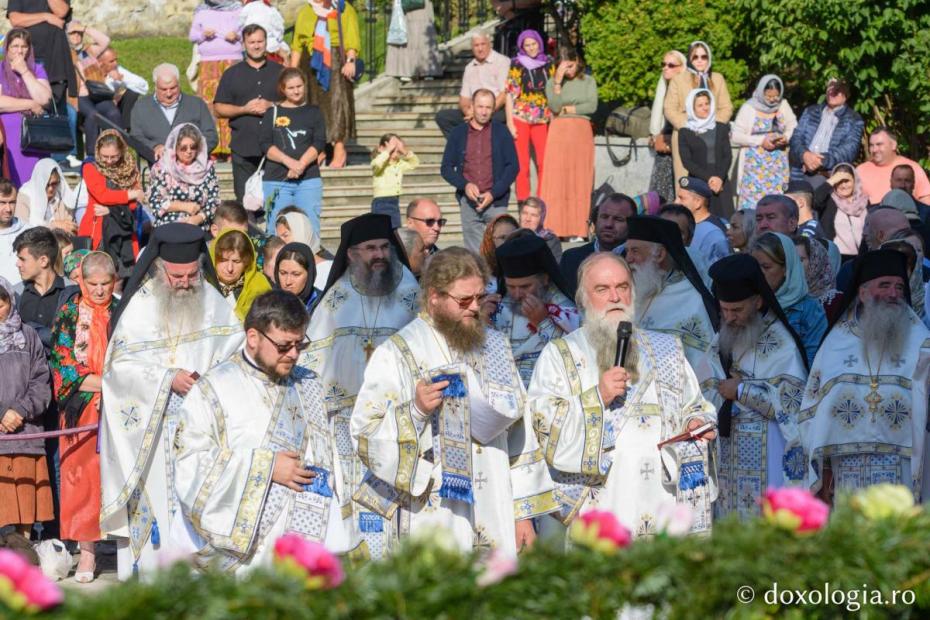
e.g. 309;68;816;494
662;62;681;68
443;292;487;309
409;216;447;228
691;54;708;60
257;329;310;354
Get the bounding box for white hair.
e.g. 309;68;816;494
152;63;180;84
471;31;491;43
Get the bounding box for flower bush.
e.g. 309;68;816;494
761;487;830;533
0;550;63;615
12;486;930;619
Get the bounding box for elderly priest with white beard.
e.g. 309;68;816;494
695;254;809;520
99;223;244;580
527;252;718;538
800;249;930;503
351;248;556;556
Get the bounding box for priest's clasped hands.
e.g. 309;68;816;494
273;451;318;492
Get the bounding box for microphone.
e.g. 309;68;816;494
614;321;633;368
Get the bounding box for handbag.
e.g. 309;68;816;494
604;105;651;168
85;80;116;103
387;0;409;46
243;106;275;213
21;98;74;154
336;4;365;82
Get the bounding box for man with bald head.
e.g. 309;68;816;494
130;63;218;162
405;198;444;255
435;32;509;137
836;206;910;291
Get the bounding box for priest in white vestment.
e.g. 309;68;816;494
528;252;718;538
488;235;580;386
624;216;719;371
303;214;419;558
351;248;557;556
100;224;244;580
175;291;356;573
800;250;930;502
695;254;809;519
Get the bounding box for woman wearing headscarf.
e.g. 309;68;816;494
78;130;146;279
750;232;827;365
291;0;361;169
732;75;798;210
274;242;319;312
505;29;553;201
812;163;869;261
648;49;686;201
726;208;755;253
189;0;243;157
517;196;562;262
274;209;334;289
882;228;926;321
148;123;220;232
678;88;734;218
385;0;442;80
49;252;118;583
664;40;733;184
63;248;91;282
16;158;77;233
0;276;52;545
0;29;53;186
210;228;272;321
793;234;843;324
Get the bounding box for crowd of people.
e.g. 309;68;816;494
0;0;929;591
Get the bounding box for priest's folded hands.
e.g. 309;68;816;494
272;450;318;492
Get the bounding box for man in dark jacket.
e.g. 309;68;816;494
559;193;635;297
788;78;864;186
440;89;518;251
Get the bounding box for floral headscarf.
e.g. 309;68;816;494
63;248;91;277
152;123;213;191
804;237;837;301
94;130;141;190
0;276;26;354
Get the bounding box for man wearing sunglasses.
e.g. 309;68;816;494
100;223;245;580
404;198;445;255
305;213;419;558
175;290;355;572
352;247;556;558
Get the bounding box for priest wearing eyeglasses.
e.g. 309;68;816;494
99;223;244;580
303;213;419;558
351;247;556;557
174;290;356;573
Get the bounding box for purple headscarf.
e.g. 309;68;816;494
0;30;39;101
515;30;548;71
0;276;26;354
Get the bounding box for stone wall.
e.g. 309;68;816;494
0;0;309;38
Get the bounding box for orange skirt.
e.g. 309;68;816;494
539;116;595;238
198;60;235;156
0;454;54;527
60;401;102;541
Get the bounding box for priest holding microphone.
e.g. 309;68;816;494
527;252;718;538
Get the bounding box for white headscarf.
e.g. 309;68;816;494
650;50;687;136
21;158;76;226
280;211;321;254
685;88;717;134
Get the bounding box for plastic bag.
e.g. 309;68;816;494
35;539;72;581
387;0;408;46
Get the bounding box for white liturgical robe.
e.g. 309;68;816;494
303;269;419;558
174;352;356;573
799;307;930;500
100;280;244;580
695;316;808;519
527;328;718;537
350;315;557;556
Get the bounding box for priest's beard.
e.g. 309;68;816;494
859;297;909;361
348;251;401;297
631;260;665;319
582;303;638;380
718;312;766;361
152;270;205;333
431;304;486;355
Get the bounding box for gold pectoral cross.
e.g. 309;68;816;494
865;382;882;421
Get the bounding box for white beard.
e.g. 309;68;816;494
582;303;638;377
631;260;665;319
718;311;767;361
152;273;206;334
859;297;909;362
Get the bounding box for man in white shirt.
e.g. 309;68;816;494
0;181;28;286
97;46;148;130
435;32;509;137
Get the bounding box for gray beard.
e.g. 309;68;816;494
582;304;638;379
152;273;205;334
631;261;665;319
859;298;909;362
349;255;400;297
718;311;767;362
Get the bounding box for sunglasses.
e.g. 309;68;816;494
443;292;487;309
691;54;708;60
409;216;447;228
257;329;310;354
662;62;681;68
177;144;198;153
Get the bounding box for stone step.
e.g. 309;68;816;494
397;83;462;97
375;94;460;105
355;112;440;131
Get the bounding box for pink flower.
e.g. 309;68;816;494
0;549;63;613
655;501;694;537
476;549;518;587
273;533;344;589
762;487;829;533
570;509;632;553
